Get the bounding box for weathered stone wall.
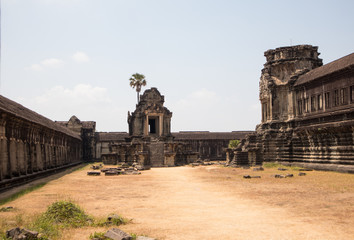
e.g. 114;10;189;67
0;96;82;190
173;131;253;161
231;45;354;172
56;116;96;161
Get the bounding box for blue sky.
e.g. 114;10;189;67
1;0;354;132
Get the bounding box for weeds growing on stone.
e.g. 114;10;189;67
95;214;130;227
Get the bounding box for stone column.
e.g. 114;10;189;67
18;140;26;175
159;115;163;136
0;137;9;179
41;144;46;170
144;115;149;136
36;143;43;171
9;138;19;177
25;142;33;174
31;143;38;172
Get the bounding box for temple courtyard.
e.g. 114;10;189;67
0;164;353;240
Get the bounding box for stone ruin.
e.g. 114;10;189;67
101;87;198;168
227;45;354;173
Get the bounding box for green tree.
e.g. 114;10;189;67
129;73;147;103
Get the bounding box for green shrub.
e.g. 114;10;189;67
30;200;92;239
228;139;240;149
41;200;92;228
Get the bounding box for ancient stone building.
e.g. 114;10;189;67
95;131;251;161
229;45;354;172
101;88;198;167
0;95;81;191
95;132;129;160
173;131;252;160
56;116;96;161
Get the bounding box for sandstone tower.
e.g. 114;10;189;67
260;45;323;123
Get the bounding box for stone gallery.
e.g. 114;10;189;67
1;44;353;191
0;95;81;191
228;45;354;173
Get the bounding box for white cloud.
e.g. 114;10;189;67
25;64;43;71
25;58;64;71
35;84;110;106
72;51;90;63
40;58;64;68
175;88;218;107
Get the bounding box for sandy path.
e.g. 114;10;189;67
2;166;353;240
113;167;345;240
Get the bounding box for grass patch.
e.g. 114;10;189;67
95;214;130;227
263;162;284;168
30;200;93;239
89;231;108;240
89;231;137;240
0;183;47;206
262;162;302;171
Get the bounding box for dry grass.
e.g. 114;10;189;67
0;164;353;240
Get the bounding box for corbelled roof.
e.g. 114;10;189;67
95;131;253;141
0;95;80;139
295;52;354;86
82;121;96;129
97;132;129;141
172;131;253;140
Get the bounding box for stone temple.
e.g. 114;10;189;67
101;87;198;168
228;45;354;173
1;44;354;191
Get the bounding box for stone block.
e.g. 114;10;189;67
298;172;306;176
104;228;132;240
87;171;101;176
278;168;288;171
253;167;264;171
243;175;261;179
105;171;119;176
6;227;38;240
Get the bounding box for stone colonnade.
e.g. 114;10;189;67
0;113;81;183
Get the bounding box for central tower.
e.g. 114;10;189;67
128;87;173;140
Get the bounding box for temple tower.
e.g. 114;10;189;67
259;45;323;123
128;87;172;140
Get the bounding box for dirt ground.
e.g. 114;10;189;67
1;164;354;240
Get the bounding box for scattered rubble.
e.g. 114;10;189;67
101;167;141;176
87;171;101;176
91;164;103;170
278;168;288;171
274;174;293;178
0;206;14;212
102;228;155;240
243;175;261;179
104;228;132;240
6;227;39;240
253;167;264;171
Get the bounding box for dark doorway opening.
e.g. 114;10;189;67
149;118;156;134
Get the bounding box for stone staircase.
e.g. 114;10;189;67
149;142;165;167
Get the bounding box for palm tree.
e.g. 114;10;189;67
129;73;147;103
